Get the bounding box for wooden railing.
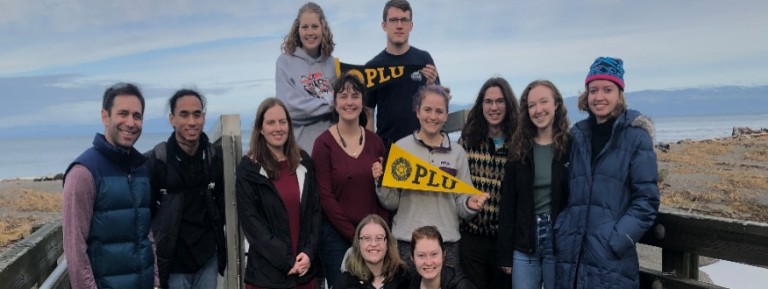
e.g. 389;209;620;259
6;111;767;289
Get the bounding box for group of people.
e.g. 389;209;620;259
61;1;659;289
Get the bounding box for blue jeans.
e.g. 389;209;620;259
168;255;218;289
319;221;351;288
512;214;555;289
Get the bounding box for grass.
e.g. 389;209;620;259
0;216;36;247
658;134;768;222
0;189;61;248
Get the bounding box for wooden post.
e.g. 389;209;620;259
213;114;244;289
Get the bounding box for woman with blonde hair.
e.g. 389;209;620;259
334;214;409;289
236;98;321;289
276;2;337;152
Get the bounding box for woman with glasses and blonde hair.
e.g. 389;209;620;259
236;98;321;289
334;214;409;289
277;2;337;152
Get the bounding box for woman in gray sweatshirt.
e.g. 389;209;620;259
276;2;337;152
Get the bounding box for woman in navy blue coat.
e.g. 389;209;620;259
554;57;659;289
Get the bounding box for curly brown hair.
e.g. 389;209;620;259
510;80;570;162
281;2;335;58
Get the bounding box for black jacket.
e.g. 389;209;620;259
409;266;476;289
497;144;570;267
334;267;410;289
145;133;226;288
235;151;321;288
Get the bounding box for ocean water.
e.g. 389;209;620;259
1;114;766;180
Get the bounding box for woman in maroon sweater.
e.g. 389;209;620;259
312;73;389;285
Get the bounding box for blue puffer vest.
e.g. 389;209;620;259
67;134;154;289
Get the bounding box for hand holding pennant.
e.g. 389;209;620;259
381;144;483;195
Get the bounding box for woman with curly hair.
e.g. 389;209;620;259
276;2;337;152
497;80;571;289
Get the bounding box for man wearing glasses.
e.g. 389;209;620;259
365;0;440;148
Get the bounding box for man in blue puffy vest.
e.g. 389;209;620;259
62;82;157;289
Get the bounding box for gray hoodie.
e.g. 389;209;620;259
275;48;336;151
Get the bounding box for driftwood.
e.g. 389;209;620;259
732;126;768;137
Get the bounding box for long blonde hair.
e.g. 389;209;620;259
281;2;335;58
345;215;405;282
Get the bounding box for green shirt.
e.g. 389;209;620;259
533;142;554;215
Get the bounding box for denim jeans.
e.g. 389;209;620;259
168;255;218;289
319;221;351;288
512;214;555;289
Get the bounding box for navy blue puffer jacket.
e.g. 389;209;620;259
554;109;659;289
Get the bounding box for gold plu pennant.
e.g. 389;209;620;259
381;144;483;195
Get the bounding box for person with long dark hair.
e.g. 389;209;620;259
458;77;518;289
554;57;659;289
498;80;570;289
236;98;321;289
312;74;389;286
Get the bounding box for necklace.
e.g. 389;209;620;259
337;125;363;148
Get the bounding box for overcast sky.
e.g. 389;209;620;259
1;0;767;135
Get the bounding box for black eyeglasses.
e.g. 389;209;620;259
387;17;411;24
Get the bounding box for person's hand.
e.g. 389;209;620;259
288;252;311;276
422;64;438;85
372;157;384;179
501;266;512;275
467;193;490;211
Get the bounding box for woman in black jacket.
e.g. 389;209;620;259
497;80;570;289
334;214;410;289
409;226;476;289
236;97;321;289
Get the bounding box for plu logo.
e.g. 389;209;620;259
391;157;411;181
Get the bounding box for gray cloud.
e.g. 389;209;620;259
1;0;767;133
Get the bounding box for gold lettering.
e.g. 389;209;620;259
365;68;378;88
390;66;404;78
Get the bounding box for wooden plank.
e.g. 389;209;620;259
640;267;725;289
444;109;469;133
662;249;697;279
218;114;244;289
0;222;63;289
640;208;768;267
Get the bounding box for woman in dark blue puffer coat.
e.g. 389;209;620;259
554;57;659;289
